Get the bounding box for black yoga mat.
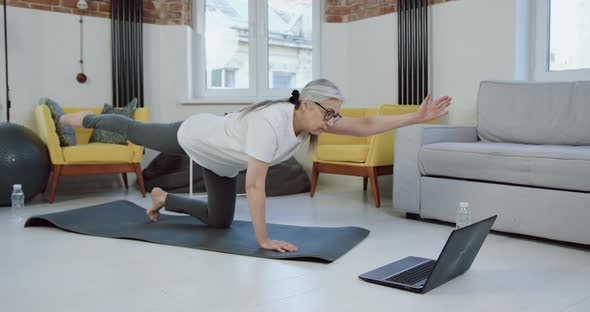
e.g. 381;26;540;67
25;200;369;262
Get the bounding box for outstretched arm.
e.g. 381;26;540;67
245;157;299;253
326;94;451;137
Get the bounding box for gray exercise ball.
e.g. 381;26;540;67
0;122;51;206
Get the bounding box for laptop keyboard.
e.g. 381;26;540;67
385;260;436;285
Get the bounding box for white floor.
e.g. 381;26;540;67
1;177;590;312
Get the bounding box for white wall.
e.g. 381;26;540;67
143;23;192;122
321;14;397;108
0;7;112;125
430;0;519;125
347;13;398;107
0;7;194;128
320;22;350;105
320;0;521;126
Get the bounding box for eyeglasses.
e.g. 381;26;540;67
312;101;342;123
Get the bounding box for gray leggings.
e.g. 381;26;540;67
83;114;236;228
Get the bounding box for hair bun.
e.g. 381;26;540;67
288;90;300;104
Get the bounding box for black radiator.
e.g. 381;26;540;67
397;0;428;105
111;0;144;108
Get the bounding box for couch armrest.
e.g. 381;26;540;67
393;124;477;214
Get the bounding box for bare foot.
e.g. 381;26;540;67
147;187;167;222
59;110;93;128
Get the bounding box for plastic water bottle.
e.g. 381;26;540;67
456;201;471;229
11;184;25;223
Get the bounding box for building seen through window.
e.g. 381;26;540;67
204;0;313;90
549;0;590;71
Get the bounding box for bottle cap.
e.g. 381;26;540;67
13;184;22;190
459;202;469;208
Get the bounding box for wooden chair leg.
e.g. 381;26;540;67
48;165;62;204
122;173;129;189
310;163;319;197
363;177;368;191
134;163;146;198
368;167;380;208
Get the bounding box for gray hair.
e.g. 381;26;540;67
239;78;345;151
299;78;345;105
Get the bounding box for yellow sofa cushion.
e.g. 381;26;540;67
315;144;370;163
63;143;136;164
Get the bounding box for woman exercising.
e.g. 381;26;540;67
60;79;451;253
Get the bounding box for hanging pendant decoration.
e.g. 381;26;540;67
76;15;87;83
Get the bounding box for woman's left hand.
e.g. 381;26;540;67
415;94;452;123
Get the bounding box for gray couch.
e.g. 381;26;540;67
393;80;590;245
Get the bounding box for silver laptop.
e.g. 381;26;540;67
359;215;497;294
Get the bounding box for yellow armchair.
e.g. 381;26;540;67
34;105;149;203
311;104;433;208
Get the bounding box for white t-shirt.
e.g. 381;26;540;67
177;103;308;177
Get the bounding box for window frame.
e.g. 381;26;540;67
532;0;590;81
192;0;322;101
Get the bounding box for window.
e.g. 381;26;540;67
533;0;590;81
548;0;590;71
211;68;236;88
193;0;321;99
271;71;295;89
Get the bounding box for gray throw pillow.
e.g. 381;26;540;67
39;98;77;146
88;98;138;145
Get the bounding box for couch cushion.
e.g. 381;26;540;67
419;142;590;192
63;143;135;164
315;144;369;163
477;80;590;145
39;98;77;146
